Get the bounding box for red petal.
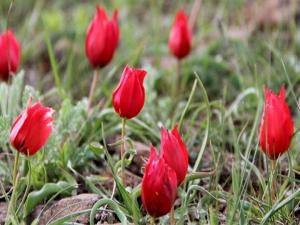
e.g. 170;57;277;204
113;66;146;119
161;126;188;184
141;145;177;217
10;101;54;156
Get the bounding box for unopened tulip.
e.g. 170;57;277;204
10;98;54;156
112;65;147;119
161;126;188;185
141;145;178;218
0;30;21;80
259;86;294;160
85;5;119;68
168;9;191;60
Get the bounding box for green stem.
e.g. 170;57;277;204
271;160;277;203
150;217;155;225
170;206;175;225
16;157;31;214
6;151;20;224
121;118;126;185
87;69;99;113
176;59;181;94
172;60;181;102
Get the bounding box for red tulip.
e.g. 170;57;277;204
168;9;191;60
10;98;54;156
161;126;188;185
0;30;21;81
141;145;178;218
112;65;147;119
259;86;294;160
85;5;119;68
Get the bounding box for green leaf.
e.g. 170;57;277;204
192;73;210;172
89;198;128;225
24;181;75;217
88;142;105;155
261;188;300;225
100;124;141;223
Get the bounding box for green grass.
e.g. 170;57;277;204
1;0;300;224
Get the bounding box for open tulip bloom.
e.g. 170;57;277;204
10;97;54;156
7;97;54;223
259;86;294;160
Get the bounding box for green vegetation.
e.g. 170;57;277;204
1;0;300;224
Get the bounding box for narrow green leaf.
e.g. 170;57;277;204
24;181;75;217
261;188;300;224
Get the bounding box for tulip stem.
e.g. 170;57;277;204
6;151;20;224
150;217;155;225
172;60;181;102
176;59;181;95
170;206;175;225
121;118;126;184
87;69;99;114
271;160;277;203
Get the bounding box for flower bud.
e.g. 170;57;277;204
112;65;147;119
141;145;178;218
161;126;188;185
168;9;191;60
260;86;294;159
85;5;119;68
0;30;21;81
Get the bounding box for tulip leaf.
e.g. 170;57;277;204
9;71;24;118
261;188;300;225
178;79;197;131
193;73;210;172
0;71;24;118
184;170;215;183
240;151;266;191
24;181;75;217
88;142;105;155
100;123;141;223
89;198;128;225
46;209;91;225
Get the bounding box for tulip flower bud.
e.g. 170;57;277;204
259;86;294;160
85;5;119;68
112;65;147;119
0;30;21;81
161;126;188;185
168;9;191;60
141;145;178;218
10;98;54;156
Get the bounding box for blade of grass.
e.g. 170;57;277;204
45;32;64;100
261;188;300;225
89;198;128;225
192;73;210;172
